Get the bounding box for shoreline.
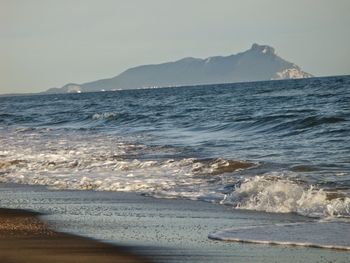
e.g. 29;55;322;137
0;183;349;263
0;207;151;263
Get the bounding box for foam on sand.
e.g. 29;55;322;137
209;221;350;251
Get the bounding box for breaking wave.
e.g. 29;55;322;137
0;128;349;219
0;131;255;201
221;175;350;218
0;155;254;194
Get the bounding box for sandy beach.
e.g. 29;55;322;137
0;207;150;263
0;183;349;263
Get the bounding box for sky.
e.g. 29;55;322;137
1;0;349;94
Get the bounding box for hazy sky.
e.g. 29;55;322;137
1;0;349;94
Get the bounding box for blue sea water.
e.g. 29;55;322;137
0;75;350;219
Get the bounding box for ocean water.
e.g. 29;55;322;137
1;76;350;249
1;76;350;217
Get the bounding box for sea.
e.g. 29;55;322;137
1;75;350;251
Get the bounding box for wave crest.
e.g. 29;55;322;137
221;176;350;218
92;112;119;120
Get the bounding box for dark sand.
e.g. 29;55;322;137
0;208;150;263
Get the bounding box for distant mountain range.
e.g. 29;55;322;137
46;44;313;93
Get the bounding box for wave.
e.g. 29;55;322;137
0;156;253;179
221;175;350;218
0;131;255;198
191;158;256;175
1;126;349;219
90;112;151;127
2;146;350;219
241;114;347;136
91;112;119;120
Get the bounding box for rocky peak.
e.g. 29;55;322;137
251;43;275;55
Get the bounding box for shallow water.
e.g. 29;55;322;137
1;183;349;262
1;76;350;249
209;221;350;250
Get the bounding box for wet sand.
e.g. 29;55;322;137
0;183;349;263
0;207;150;263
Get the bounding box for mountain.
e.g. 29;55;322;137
46;44;313;93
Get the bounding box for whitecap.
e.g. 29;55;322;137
221;175;350;218
92;112;118;120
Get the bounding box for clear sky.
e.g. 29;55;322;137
1;0;349;94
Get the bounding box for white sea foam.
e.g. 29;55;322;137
92;112;118;120
0;131;253;203
209;233;350;251
209;221;350;250
221;175;350;218
1;130;349;219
